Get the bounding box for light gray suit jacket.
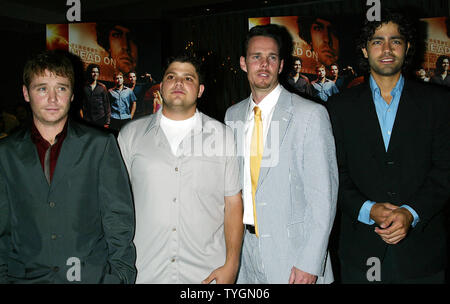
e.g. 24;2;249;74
225;86;338;283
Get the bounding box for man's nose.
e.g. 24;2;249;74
48;88;57;103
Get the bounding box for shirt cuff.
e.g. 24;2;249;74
358;200;376;225
400;204;420;227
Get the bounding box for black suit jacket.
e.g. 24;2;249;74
0;120;136;283
327;78;450;280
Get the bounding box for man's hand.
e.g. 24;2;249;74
202;263;238;284
375;207;413;244
370;202;398;226
288;266;317;284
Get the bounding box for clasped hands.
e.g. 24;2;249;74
370;202;413;245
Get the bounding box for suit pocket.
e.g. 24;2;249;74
286;221;304;239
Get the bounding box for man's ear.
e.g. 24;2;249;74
278;59;284;74
23;85;30;103
240;56;247;73
362;48;368;59
198;84;205;98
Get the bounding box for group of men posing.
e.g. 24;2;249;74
0;10;449;284
80;65;154;132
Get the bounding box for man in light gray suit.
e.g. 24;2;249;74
225;24;337;284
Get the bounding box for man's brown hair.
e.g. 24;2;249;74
23;50;75;89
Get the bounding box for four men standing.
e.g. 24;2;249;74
0;10;448;285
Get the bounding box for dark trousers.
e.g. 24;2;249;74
340;248;445;284
110;118;131;132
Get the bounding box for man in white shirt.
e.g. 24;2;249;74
118;54;243;283
225;24;337;284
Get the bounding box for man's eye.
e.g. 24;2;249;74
372;40;382;45
111;32;122;38
185;77;193;81
37;87;46;92
313;24;323;31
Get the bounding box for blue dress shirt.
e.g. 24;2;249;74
109;87;137;120
358;75;419;227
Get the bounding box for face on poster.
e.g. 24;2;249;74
249;16;340;75
420;17;450;72
46;22;161;84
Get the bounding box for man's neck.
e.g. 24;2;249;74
90;80;97;87
319;77;326;84
371;72;402;104
371;72;401;94
162;106;196;121
116;84;124;90
251;83;278;104
33;117;67;145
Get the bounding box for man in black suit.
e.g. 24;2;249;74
328;11;450;283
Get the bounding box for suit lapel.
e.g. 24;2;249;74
358;83;387;161
386;80;420;155
232;98;251;176
257;88;293;189
16;129;49;189
50;121;84;189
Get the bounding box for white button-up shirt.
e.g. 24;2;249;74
242;84;281;225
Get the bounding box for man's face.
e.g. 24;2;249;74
160;61;204;113
128;72;137;85
108;25;138;75
240;36;284;93
293;60;302;73
91;67;99;81
310;18;339;67
330;65;339;77
23;69;73;127
442;58;449;72
114;74;124;86
362;22;410;78
316;67;326;80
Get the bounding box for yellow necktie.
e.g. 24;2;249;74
250;106;263;237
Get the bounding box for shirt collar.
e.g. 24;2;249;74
145;108;203;136
247;84;281;121
369;74;404;99
30;119;68;147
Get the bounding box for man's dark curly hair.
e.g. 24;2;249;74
356;9;416;73
435;55;450;75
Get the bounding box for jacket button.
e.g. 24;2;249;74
51;234;57;240
49;202;56;208
386;161;395;165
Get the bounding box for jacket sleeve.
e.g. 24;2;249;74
295;105;338;276
405;91;450;226
103;87;111;125
327;100;370;221
0;171;11;283
98;134;136;283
